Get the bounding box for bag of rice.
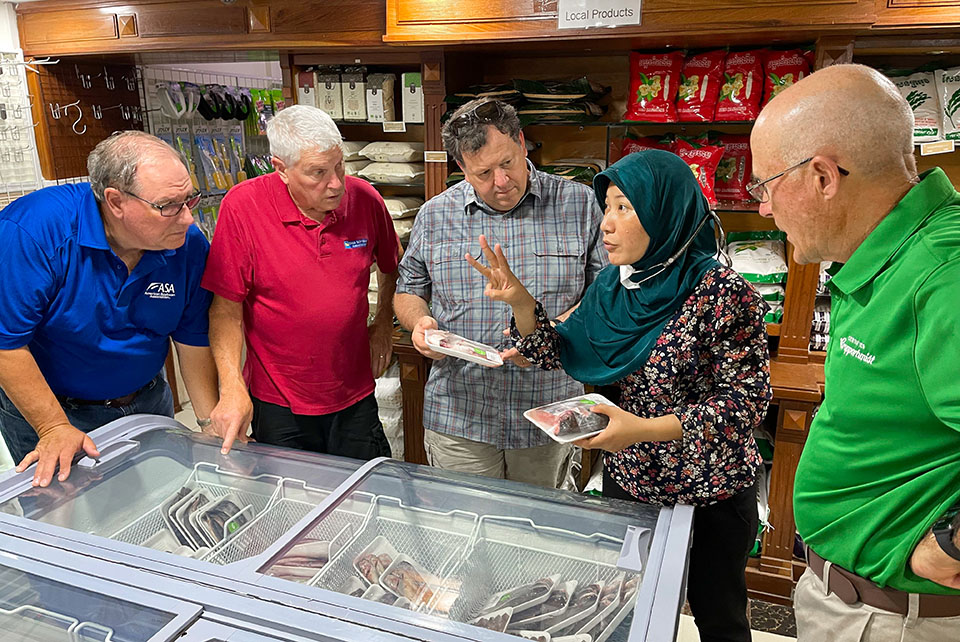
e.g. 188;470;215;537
674;139;725;207
358;162;425;184
752;282;785;303
677;50;727;122
802;48;816;72
625;51;685;123
762;50;810;107
383;196;423;219
890;71;941;142
764;302;783;324
936;66;960;141
727;231;788;284
716;50;766;121
342;141;369;161
345;160;371;176
365;73;396;123
360;141;424;163
714;134;753;202
393;218;415;242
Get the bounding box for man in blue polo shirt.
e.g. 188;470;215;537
0;131;219;487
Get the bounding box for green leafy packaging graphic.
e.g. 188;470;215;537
935;66;960;141
891;71;942;142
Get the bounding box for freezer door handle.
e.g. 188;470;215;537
617;525;651;573
76;440;140;470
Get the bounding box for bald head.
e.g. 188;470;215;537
753;64;916;181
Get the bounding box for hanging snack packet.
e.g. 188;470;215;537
716;50;765;121
677;50;727;122
621;134;673;157
625;51;684;123
936;66;960;141
890;71;941;142
714;134;753;203
763;50;810;107
673;139;724;207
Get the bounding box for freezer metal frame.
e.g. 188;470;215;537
0;416;694;641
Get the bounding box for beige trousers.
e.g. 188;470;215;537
423;429;572;489
795;567;960;642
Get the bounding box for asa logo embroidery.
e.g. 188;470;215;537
145;282;176;300
344;239;369;250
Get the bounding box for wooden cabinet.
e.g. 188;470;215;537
16;0;386;56
386;0;877;43
875;0;960;28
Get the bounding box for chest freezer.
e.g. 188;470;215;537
0;415;693;642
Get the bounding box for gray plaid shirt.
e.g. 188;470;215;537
397;162;607;449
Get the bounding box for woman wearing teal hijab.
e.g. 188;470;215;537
467;150;771;642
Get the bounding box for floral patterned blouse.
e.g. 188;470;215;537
513;265;770;507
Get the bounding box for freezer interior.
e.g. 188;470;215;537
0;424;361;566
260;459;659;641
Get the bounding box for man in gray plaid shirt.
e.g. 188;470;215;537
395;99;607;488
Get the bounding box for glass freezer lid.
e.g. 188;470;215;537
0;423;361;569
0;552;199;642
257;459;659;642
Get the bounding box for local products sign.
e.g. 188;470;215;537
558;0;641;29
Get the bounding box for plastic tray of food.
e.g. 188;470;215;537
523;394;615;443
424;329;503;367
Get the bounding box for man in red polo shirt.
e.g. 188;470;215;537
202;105;400;458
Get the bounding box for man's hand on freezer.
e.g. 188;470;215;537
16;422;100;487
209;386;253;455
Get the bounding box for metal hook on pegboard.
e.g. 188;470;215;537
62;100;86;135
102;67;116;91
92;104;103;120
121;74;137;92
75;64;92;90
49;103;62;120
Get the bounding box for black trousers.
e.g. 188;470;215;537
603;466;758;642
251;393;391;461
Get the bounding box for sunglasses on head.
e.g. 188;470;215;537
447;100;507;136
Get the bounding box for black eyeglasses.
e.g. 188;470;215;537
447;100;507;136
122;189;202;217
746;157;850;203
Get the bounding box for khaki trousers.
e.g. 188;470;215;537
423;429;572;489
795;567;960;642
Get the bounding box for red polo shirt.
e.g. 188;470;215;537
202;173;399;415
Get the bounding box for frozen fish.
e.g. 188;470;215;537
381;560;434;604
356;552;392;584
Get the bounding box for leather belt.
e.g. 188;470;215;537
56;379;152;408
807;548;960;618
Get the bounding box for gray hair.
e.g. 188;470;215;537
87;131;185;202
266;104;343;166
441;99;522;164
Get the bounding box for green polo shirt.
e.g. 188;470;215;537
794;168;960;595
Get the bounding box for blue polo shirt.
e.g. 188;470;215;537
0;183;212;399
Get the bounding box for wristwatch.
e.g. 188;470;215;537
932;508;960;562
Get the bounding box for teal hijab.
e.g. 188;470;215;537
556;150;722;386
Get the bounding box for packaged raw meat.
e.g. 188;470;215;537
714;134;753;203
362;584;399;606
625;51;685;123
673;139;725;208
270;539;331;574
518;632;552;642
762;50;810;107
677;50;727;122
380;554;441;606
715;50;765;121
481;574;561;617
524;394;615;444
424;329;504;367
341;576;367;598
575;576;623;637
510;580;578;628
195;493;254;546
543;582;602;634
469;607;513;633
354;535;400;586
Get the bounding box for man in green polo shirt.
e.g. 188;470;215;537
751;64;960;640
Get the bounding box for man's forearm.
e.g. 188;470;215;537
394;292;431;332
209;296;246;396
174;343;219;420
374;269;399;328
0;347;70;435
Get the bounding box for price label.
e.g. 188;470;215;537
382;121;407;133
424;151;448;163
920;140;955;156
